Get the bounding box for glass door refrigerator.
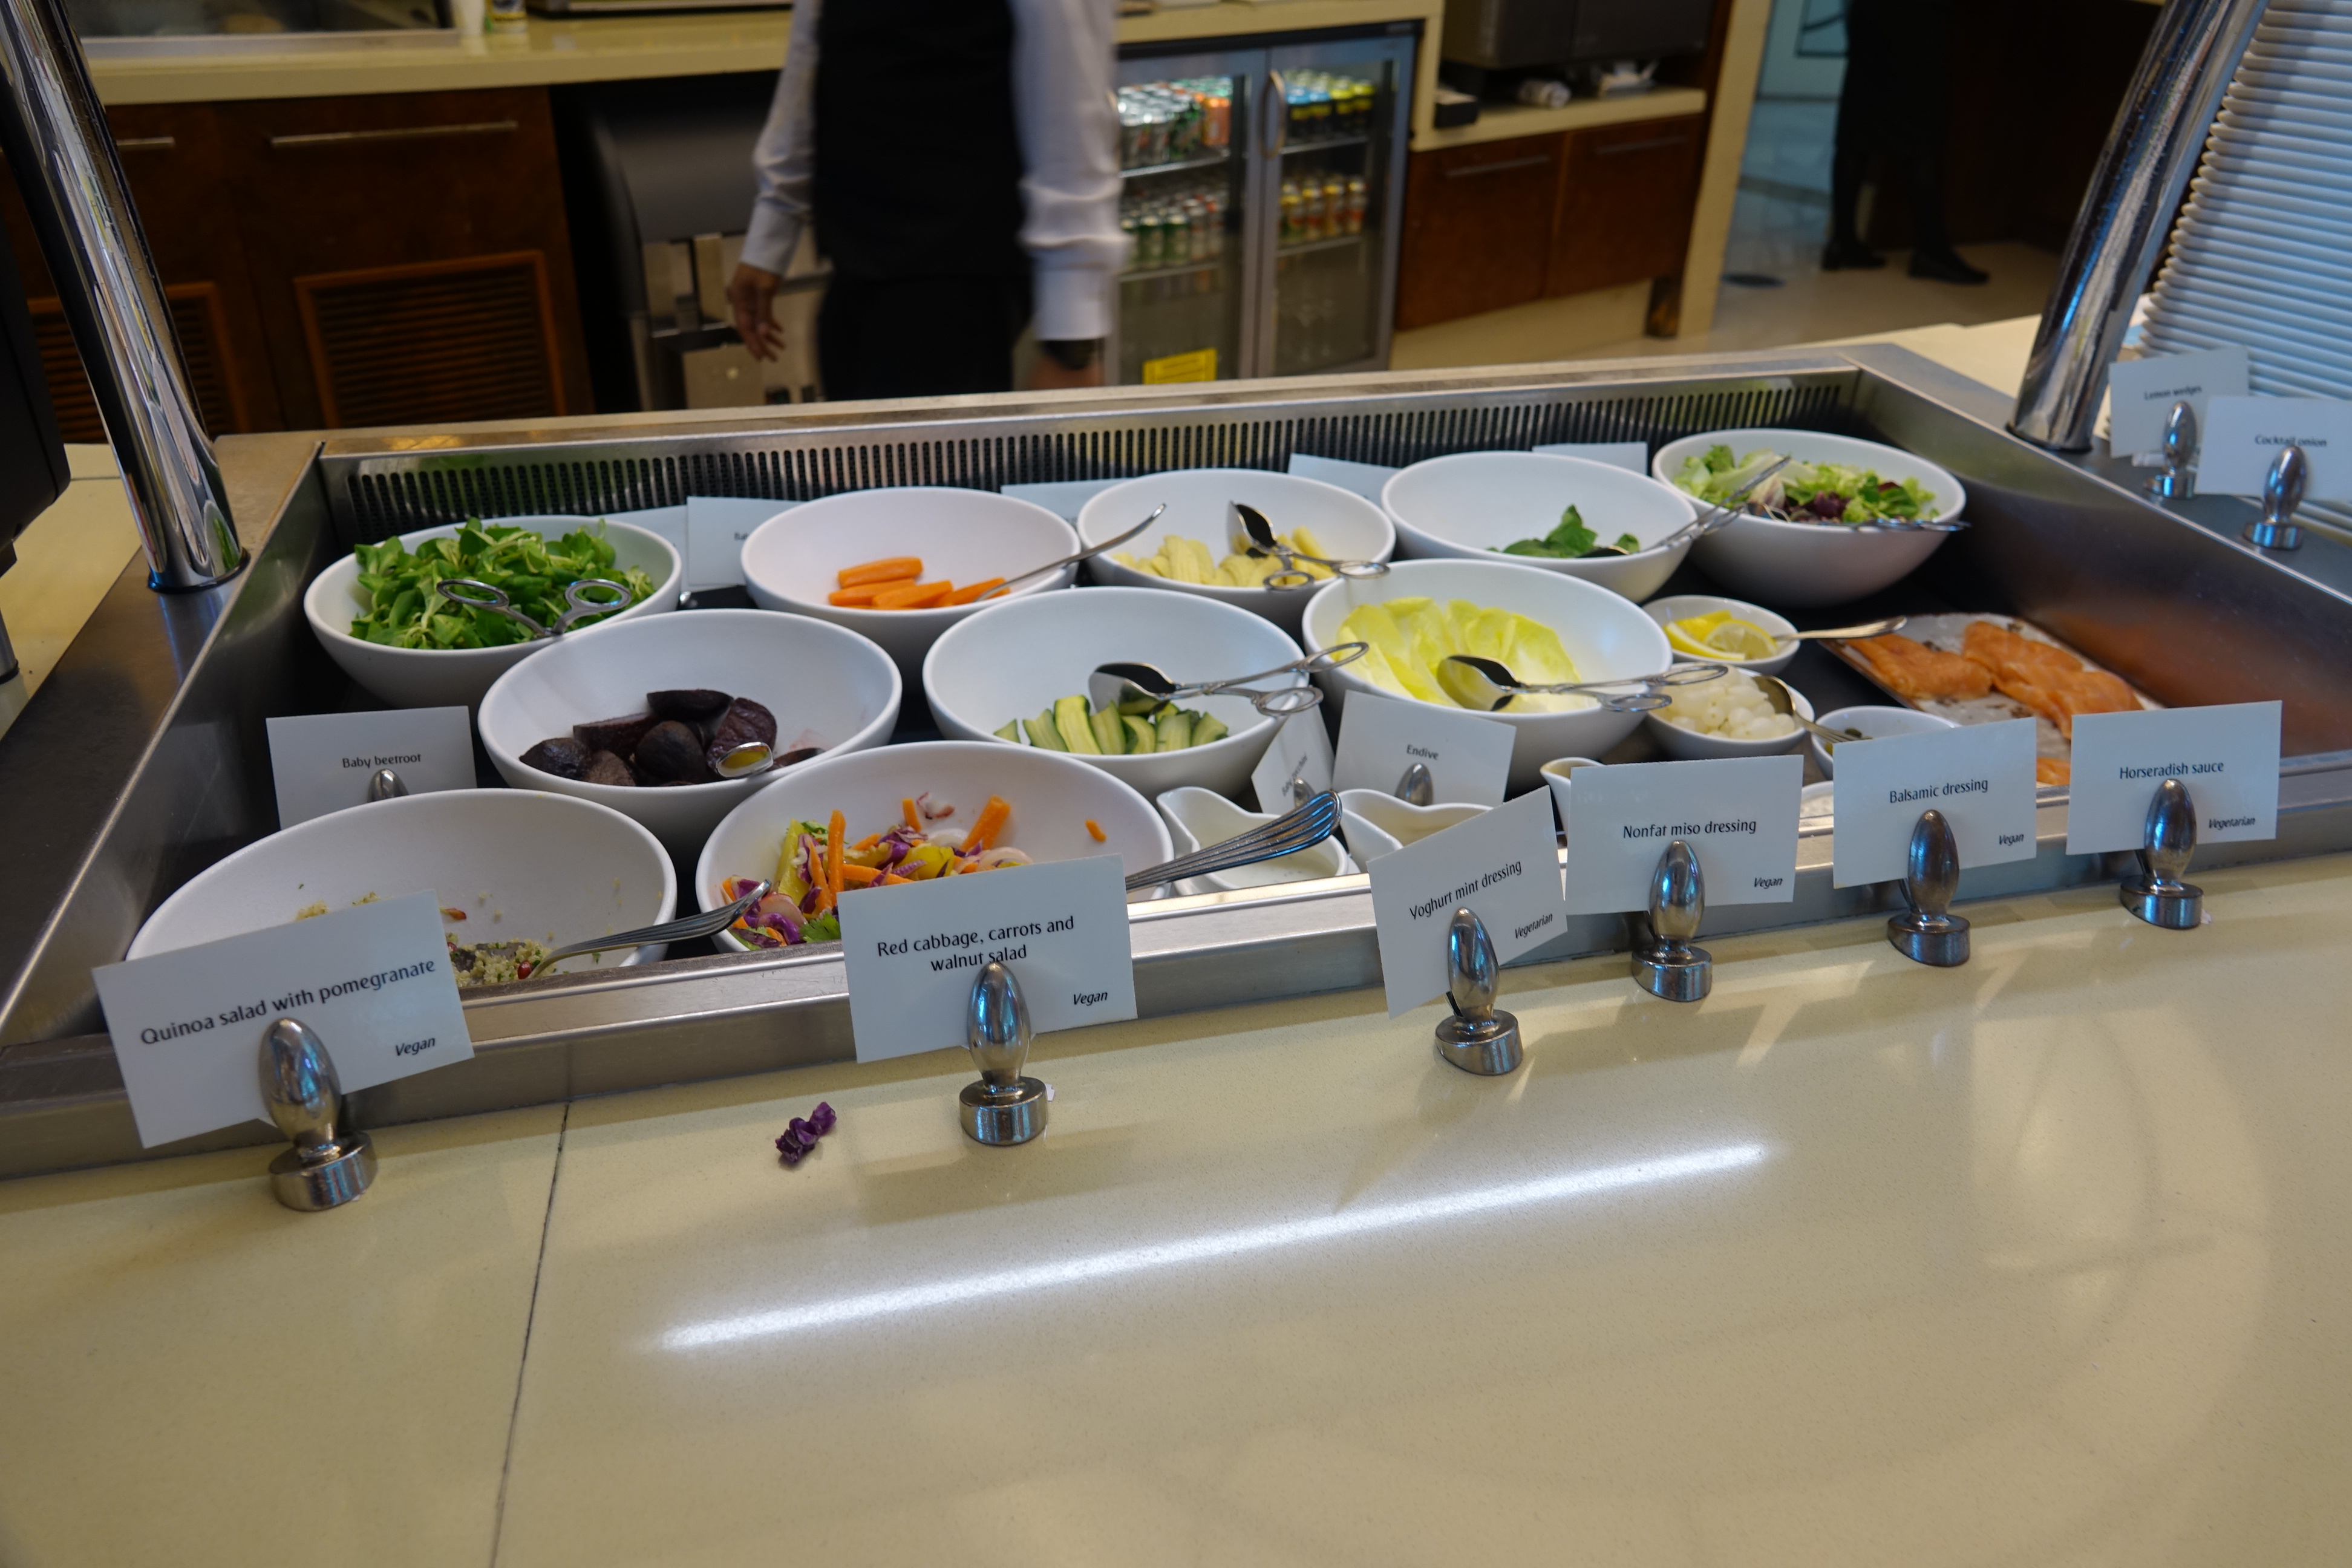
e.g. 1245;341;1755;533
1111;27;1416;387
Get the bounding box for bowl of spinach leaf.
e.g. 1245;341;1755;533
1379;451;1699;604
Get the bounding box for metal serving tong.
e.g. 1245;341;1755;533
434;577;632;640
1442;655;1732;714
1001;503;1168;594
461;880;775;981
1231;501;1391;588
1653;456;1794;553
1125;791;1341;892
1089;642;1370;719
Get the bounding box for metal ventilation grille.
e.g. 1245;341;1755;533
296;252;563;430
32;286;244;441
333;375;1854;543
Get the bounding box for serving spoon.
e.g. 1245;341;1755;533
1089;642;1370;719
457;878;776;981
1440;655;1732;714
1754;675;1865;750
1779;614;1907;644
996;504;1166;595
1232;501;1391;587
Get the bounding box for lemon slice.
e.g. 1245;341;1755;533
1702;619;1780;661
1664;610;1729;658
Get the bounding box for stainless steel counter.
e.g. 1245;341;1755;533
5;344;2349;1178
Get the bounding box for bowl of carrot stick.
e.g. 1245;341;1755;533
740;486;1082;689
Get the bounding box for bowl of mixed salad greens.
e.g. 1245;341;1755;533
1651;430;1965;609
303;515;682;709
1380;451;1700;603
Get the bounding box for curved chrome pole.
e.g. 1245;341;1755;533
2008;0;2265;452
0;0;243;589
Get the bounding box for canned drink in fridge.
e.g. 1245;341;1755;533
1279;182;1301;244
1345;177;1368;234
1301;181;1325;241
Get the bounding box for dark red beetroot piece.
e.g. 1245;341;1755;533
520;736;590;780
573;712;658;757
582;750;638;787
647;689;732;738
704;696;779;773
633;719;714;784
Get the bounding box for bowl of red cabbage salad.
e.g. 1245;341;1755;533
1673;445;1939;526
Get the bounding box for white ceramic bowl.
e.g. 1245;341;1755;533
477;609;903;858
1641;593;1802;678
739;486;1080;690
1641;668;1815;761
1077;468;1397;636
1651;429;1965;609
1155;786;1354;895
128;789;676;973
923;585;1304;800
1301;559;1675;794
1338;789;1489;864
1539;755;1604;832
695;740;1173;950
303;516;683;710
1809;704;1962;779
1381;451;1699;603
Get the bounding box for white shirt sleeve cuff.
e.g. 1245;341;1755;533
739;206;802;279
1031;261;1112;342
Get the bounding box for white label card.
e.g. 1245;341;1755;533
2064;701;2281;854
1531;440;1651;474
834;855;1137;1064
1830;717;2039;887
1367;789;1567;1016
1331;691;1515;807
266;707;475;828
1284;452;1396;503
999;479;1121;521
1252;710;1338;815
1563;756;1803;914
93;892;472;1149
2106;344;2249;457
685;496;795;590
2195;397;2352;500
605;505;687;563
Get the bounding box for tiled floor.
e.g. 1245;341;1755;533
1391;241;2063;373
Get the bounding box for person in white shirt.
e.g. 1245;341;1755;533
725;0;1128;400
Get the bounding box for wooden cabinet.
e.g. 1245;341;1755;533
1;86;593;436
1394;113;1707;332
1394;134;1564;331
1544;116;1705;299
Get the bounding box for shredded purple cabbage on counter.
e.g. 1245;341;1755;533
776;1100;838;1166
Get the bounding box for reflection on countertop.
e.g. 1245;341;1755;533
6;852;2350;1565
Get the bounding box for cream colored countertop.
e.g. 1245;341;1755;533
89;0;1448;111
1413;85;1710;152
6;853;2351;1564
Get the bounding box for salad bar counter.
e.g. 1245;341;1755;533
4;341;2351;1178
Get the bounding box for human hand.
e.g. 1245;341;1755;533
727;263;784;361
1027;355;1106;391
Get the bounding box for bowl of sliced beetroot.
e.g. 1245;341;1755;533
477;609;902;857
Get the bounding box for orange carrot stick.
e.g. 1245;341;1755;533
879;872;912;886
1085;818;1106;843
942;577;1007;606
901;797;921;831
851;832;884;852
838;863;881;887
965;794;1011;854
870;579;952;610
828;586;884;607
837;557;923;589
826;809;846;905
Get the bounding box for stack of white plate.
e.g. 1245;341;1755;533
2143;0;2352;531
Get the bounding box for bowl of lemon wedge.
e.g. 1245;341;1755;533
1642;594;1800;677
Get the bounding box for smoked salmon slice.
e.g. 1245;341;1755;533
1847;633;1994;701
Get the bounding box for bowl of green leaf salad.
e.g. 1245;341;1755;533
303;515;682;709
1379;451;1700;604
1652;429;1965;609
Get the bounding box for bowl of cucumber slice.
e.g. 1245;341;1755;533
922;585;1305;800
